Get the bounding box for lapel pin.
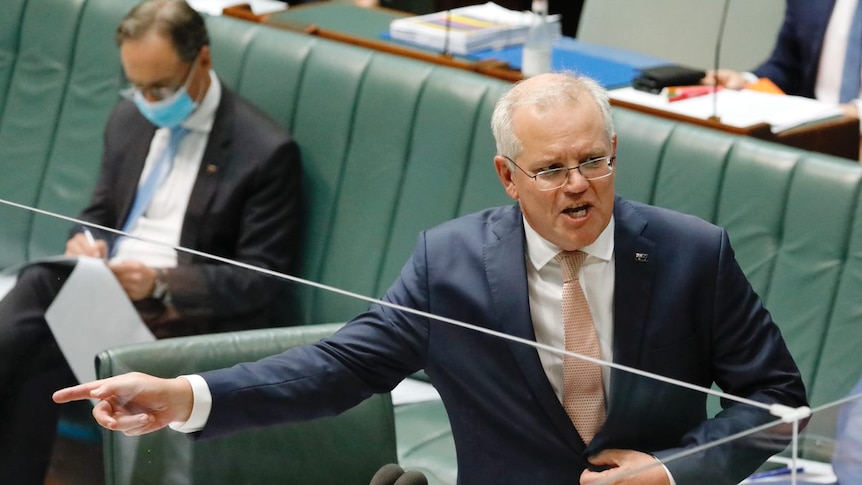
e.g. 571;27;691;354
635;252;649;263
206;164;218;174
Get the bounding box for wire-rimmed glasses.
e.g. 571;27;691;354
503;155;615;191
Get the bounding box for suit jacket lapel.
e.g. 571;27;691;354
116;119;156;228
808;0;836;81
588;198;656;451
610;197;655;370
485;205;587;452
179;88;233;251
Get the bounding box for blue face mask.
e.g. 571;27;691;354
133;86;197;129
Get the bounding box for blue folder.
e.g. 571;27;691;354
383;33;667;89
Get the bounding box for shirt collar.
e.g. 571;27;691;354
524;215;615;271
181;69;220;134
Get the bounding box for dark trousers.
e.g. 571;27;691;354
0;263;76;484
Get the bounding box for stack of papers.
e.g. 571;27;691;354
389;2;560;55
609;87;844;134
188;0;287;16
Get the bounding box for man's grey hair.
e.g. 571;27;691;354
491;73;615;161
116;0;209;63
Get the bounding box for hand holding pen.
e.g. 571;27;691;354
65;228;108;259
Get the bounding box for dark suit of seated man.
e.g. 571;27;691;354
55;72;806;485
0;0;301;482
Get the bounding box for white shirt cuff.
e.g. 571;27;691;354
168;374;213;433
654;456;677;485
742;72;759;84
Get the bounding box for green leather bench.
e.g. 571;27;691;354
4;0;862;483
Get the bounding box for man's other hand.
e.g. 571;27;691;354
580;449;671;485
109;260;158;300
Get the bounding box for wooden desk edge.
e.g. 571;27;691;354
612;98;860;160
609;98;772;136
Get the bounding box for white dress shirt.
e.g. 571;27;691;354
524;216;615;400
111;71;221;267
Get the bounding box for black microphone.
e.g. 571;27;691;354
442;9;452;58
394;470;429;485
369;463;405;485
710;0;732;122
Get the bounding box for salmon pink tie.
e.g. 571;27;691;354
557;250;606;444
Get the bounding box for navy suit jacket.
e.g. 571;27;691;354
200;197;806;485
753;0;836;98
77;87;301;337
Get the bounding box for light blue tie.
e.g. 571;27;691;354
111;126;188;255
121;125;188;232
840;1;862;103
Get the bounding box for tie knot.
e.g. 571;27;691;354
170;125;188;141
556;250;586;282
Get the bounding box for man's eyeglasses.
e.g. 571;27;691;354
121;56;197;102
503;155;615;191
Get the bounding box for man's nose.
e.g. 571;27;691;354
561;167;589;191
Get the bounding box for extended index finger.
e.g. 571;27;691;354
52;379;105;403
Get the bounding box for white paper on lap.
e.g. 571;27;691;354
45;256;155;384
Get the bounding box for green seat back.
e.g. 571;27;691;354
98;323;398;485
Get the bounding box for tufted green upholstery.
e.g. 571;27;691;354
5;0;862;482
0;0;125;267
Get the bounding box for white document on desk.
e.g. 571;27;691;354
609;87;843;133
187;0;287;15
45;256;155;384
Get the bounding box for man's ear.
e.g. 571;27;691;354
494;155;519;201
198;45;212;71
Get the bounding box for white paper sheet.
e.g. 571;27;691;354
0;274;17;301
609;87;843;133
45;256;155;384
187;0;287;16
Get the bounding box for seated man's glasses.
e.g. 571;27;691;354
502;155;615;191
121;55;198;102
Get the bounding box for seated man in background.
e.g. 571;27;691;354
0;0;301;482
703;0;862;126
56;72;806;485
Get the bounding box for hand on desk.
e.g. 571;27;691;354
701;69;748;90
580;449;671;485
52;372;194;436
840;102;859;119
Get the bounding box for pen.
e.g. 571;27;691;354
82;228;97;248
747;466;804;480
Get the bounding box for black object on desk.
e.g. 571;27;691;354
633;64;706;94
